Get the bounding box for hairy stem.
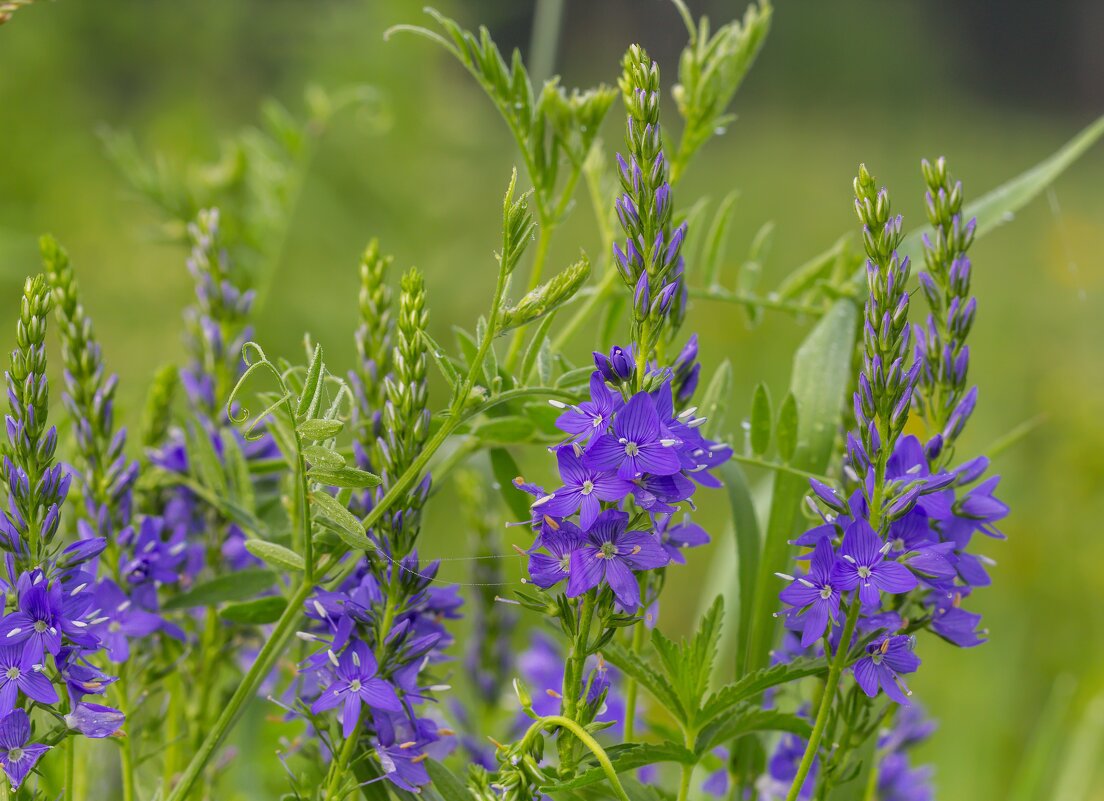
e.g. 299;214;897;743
324;721;361;801
521;715;630;801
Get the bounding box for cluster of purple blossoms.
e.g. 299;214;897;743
521;340;728;613
775;167;1006;716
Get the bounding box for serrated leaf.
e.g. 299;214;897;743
245;539;306;572
776;392;799;463
302;444;345;471
308;466;381;489
539;742;695;792
602;643;685;722
297;419;343;440
310;491;372;550
297;346;325;419
699;657;826;728
162;569;277;611
749;383;772;456
219;595;288;625
695;706;813;756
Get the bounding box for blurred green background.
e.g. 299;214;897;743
2;1;1103;799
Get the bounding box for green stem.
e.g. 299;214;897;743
116;664;137;801
164;580;313;801
784;599;861;801
64;735;75;801
622;597;647;741
677;763;694;801
559;592;596;774
163;672;182;793
504;225;554;371
323;722;361;801
521;716;631;801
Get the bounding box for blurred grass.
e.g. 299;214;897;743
2;1;1103;799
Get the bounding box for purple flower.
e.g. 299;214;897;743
534;447;632;530
658;514;710;564
594;346;635;384
0;709;48;790
311;639;403;737
566;510;669;609
853;634;920;704
0;643;57;714
779;539;846;648
835;520;917;605
585;393;681;480
555;372;622;443
57;646;116;704
0;574;63;660
527;520;585;589
65;702;125;739
87;579;163;663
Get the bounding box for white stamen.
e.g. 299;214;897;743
774;572;795;582
548;400;567;409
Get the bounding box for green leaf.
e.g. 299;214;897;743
310;491;372;550
519;314;559;385
244;539;306;572
489;448;532;523
472;416;536;444
744;299;857;678
720;461;761;679
185;424;227;495
425;760;471;801
749;383;772;456
421;330;463;395
219;595;288;625
222;431;255;512
695;706;813;756
539;742;695;792
308;466;382;489
302;444;345;471
700;358;733;442
296;345;325;419
602;642;686;722
162;569;278;611
297;419;343;440
1008;676;1076;801
702;190;741;288
1049;687;1104;801
701;657;826;727
776;391;799;463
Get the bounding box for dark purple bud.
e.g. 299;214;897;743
954;455;989;485
634;272;650;315
809;478;847;513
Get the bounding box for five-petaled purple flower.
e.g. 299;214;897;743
0;644;57;715
527;520;585;589
311;639;403;737
780;539;846;648
566;510;669;609
554;372;622;443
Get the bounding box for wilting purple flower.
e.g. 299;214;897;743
534;447;632;530
0;709;48;790
64;702;125;739
835;520;917;606
779;539;846;648
853;634;920;704
586;393;681;480
566;510;669;609
0;643;57;714
311;639;403;737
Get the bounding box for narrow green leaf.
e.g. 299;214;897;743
297;419;343;440
489;448;532;523
162;569;278;611
1050;688;1104;801
302;444;345;471
296;346;325;419
702;190;741;288
244;539;306;572
1008;676;1076;801
219;595;288;625
720;461;761;678
308;466;382;489
425;760;471;801
776;391;799;463
520;313;558;385
472;416;536;444
749;383;772;456
310;491;372;550
700;358;733;442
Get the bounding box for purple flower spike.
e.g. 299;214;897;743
0;709;49;790
836;520;918;605
311;639;403;737
566;510;669;610
534;447;633;530
853;634;920;704
586;393;682;480
780;539;846;647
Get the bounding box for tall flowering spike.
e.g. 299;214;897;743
853;164;917;487
181;208;255;418
42;236;137;541
375;267;430;553
615;44;688;364
916;157;978;459
3;273;66;557
352;239;394;443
